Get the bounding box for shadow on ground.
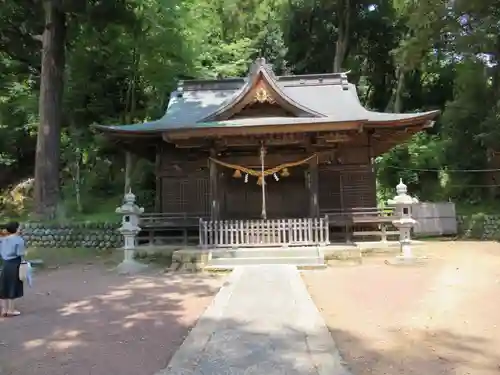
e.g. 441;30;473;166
3;243;500;375
0;266;223;375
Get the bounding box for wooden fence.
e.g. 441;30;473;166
199;217;330;248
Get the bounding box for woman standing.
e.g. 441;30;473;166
0;221;25;317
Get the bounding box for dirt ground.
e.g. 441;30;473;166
303;241;500;375
0;265;224;375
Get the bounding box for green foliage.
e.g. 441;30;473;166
1;0;500;219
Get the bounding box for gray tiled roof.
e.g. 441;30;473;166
94;59;439;134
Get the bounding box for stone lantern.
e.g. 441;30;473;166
388;179;419;261
115;190;147;274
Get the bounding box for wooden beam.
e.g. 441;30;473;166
162;121;362;141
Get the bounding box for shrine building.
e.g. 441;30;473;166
95;58;439;248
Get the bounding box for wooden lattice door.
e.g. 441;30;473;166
161;173;209;215
318;167;342;211
341;169;376;208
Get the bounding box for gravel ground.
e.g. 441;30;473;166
0;266;224;375
303;241;500;375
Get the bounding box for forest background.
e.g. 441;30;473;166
1;0;500;221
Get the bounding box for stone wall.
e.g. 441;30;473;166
21;222;122;249
17;213;500;249
457;214;500;240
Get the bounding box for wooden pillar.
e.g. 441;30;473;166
306;137;319;218
154;146;161;212
124;150;132;195
308;154;320;218
209;148;219;220
367;130;376;206
367;130;374;172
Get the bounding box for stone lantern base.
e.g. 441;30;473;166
116;256;149;275
115;247;148;275
385;245;428;266
385;255;427;266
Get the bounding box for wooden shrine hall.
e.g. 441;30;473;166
95;58;439;248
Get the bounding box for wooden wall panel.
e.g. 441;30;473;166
220;168;308;219
160;172;209;215
318;165;376;211
341;169;376;208
337;146;370;164
318;168;342;211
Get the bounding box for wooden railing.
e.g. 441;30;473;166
140;212;208;228
322;207;394;222
322;207;398;242
199;217;330;248
138;212;208;246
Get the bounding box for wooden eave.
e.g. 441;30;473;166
364;111;439;128
371;125;427;156
91;124;163;138
161;115;435;142
162;120;364;141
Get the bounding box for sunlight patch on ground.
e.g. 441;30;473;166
48;339;85;351
98;289;132;300
304;241;500;375
24;329;86;351
408;265;468;327
58;300;95;316
23;339;46;349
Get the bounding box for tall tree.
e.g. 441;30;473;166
333;0;350;72
33;0;66;219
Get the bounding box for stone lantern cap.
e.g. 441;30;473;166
116;189;144;214
388;179;419;206
124;190;136;204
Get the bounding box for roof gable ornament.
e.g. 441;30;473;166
252;86;276;104
250;57;276;79
199;58;324;122
340;71;351;91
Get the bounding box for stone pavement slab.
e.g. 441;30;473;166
155;265;351;375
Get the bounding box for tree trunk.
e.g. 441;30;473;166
386;68;405;113
122;41;139;196
33;0;66;219
333;0;350;73
74;148;82;213
393;69;405;113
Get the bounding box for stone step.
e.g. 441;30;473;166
204;263;327;271
208;256;324;267
210;248;320;259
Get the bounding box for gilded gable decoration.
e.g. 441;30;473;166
252;87;275;104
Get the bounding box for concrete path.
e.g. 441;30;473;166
156;265;351;375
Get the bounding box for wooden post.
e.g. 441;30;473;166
306;136;319;218
367;130;377;206
124;150;132;195
309;154;319;217
209;148;218;220
367;130;374;172
155;146;161;212
260;143;267;220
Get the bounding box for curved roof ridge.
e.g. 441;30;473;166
200;58;324;122
341;83;440;124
